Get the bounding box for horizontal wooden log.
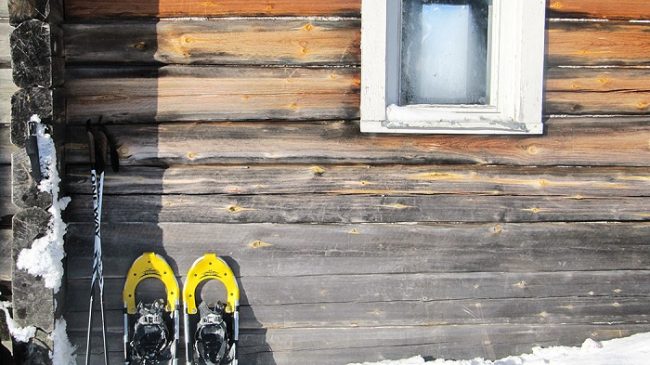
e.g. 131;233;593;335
0;165;15;227
546;68;650;114
71;324;650;365
70;296;650;332
65;0;360;19
0;229;11;282
548;22;650;66
64;165;650;197
65;193;650;224
0;22;10;67
0;69;18;124
0;125;16;164
11;87;65;147
66;270;650;310
64;222;650;279
65;66;359;123
11;150;52;210
64;19;360;65
64;120;650;166
65;21;650;67
548;0;650;20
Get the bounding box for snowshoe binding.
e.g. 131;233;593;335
123;253;180;365
183;254;240;365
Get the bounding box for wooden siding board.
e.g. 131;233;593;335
64;193;650;224
64;0;361;19
0;22;9;68
64;21;650;67
0;0;8;19
64;121;650;167
64;222;650;279
548;0;650;20
65;66;360;123
0;165;13;227
67;270;650;310
64;165;650;198
64;19;361;65
0;229;10;281
547;22;650;66
65;66;650;122
0;125;16;164
70;324;650;365
0;68;18;124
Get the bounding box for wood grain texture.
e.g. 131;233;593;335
0;0;8;18
0;125;16;164
548;0;650;20
65;66;360;123
64;19;360;65
0;68;18;124
0;165;13;227
64;121;650;166
65;0;361;19
546;67;650;114
548;22;650;66
0;22;10;67
64;193;650;224
67;270;650;309
64;222;650;279
64;165;650;197
71;324;650;365
64;21;650;67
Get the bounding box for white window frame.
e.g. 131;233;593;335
360;0;546;134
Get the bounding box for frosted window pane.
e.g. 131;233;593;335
400;0;490;105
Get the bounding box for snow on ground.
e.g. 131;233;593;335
0;292;36;343
15;115;71;293
50;318;77;365
347;332;650;365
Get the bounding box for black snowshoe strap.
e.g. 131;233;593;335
131;300;172;363
194;302;230;365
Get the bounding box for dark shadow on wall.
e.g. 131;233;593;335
60;3;275;363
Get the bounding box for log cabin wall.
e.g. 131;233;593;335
60;1;650;364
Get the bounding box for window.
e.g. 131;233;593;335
360;0;546;134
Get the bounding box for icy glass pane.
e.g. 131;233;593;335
400;0;490;105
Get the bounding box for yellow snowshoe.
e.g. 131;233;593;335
182;253;240;365
123;252;180;365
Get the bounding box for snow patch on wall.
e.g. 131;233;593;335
348;332;650;365
0;293;36;343
15;115;71;293
50;318;77;365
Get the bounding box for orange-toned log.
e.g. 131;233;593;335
547;22;650;66
64;19;360;65
548;0;650;20
65;66;360;123
65;0;361;19
64;120;650;167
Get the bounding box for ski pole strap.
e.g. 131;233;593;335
25;121;42;182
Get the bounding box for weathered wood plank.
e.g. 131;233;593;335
65;193;650;224
548;0;650;20
548;22;650;66
0;69;18;124
66;67;650;120
65;0;360;19
64;121;650;166
64;21;650;67
64;19;360;65
69;269;650;311
0;22;10;67
64;222;650;280
0;165;14;227
65;66;359;123
0;0;8;18
70;324;650;364
0;125;16;164
0;229;11;282
64;165;650;197
67;297;650;335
